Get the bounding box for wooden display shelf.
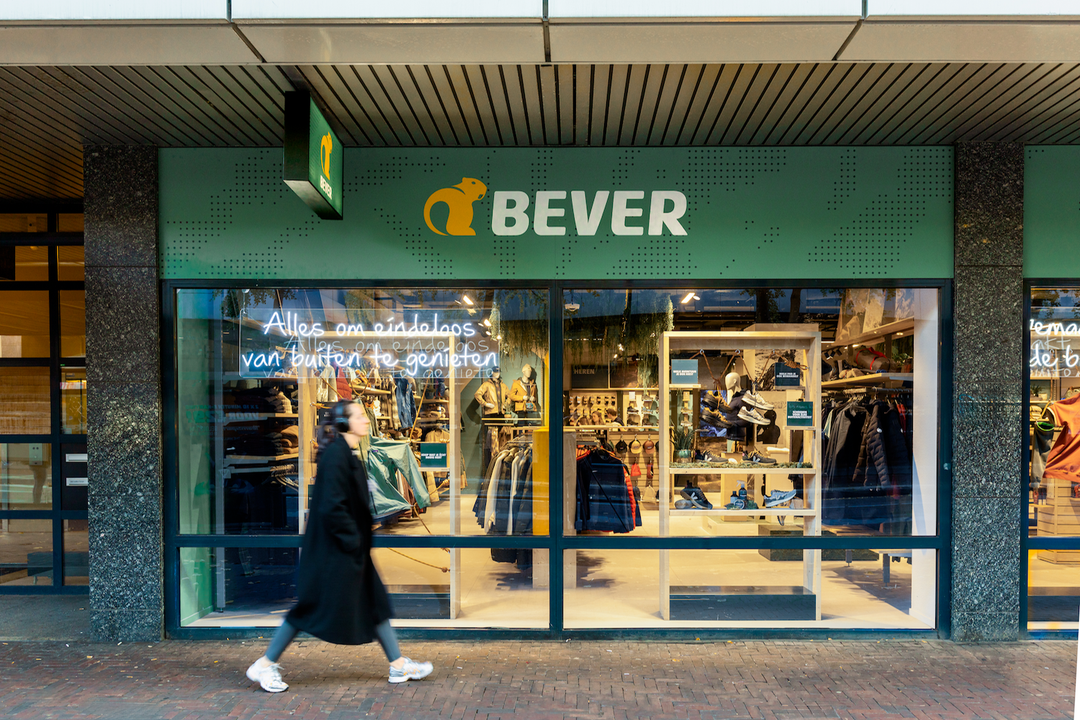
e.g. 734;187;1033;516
669;466;816;475
565;424;660;431
823;317;914;350
821;373;913;389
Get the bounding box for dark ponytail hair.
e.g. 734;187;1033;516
316;400;357;462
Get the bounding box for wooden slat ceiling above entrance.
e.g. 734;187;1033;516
4;61;1080;199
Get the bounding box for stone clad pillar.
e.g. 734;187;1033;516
951;143;1025;641
84;146;164;642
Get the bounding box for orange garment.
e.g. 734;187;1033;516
1044;394;1080;482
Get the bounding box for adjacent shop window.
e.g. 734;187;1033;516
59;291;86;358
561;287;939;629
1028;287;1080;629
0;291;50;358
175;288;550;537
0;246;49;282
0;443;52;509
0;367;51;434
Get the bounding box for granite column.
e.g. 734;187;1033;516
84;146;164;642
951;143;1025;641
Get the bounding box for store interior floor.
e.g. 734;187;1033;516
192;497;935;630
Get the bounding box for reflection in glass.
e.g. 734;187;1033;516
0;246;48;282
1029;549;1080;630
0;290;50;357
0;519;53;586
0;367;50;434
0;443;52;508
57;246;85;281
180;547;299;627
0;214;47;233
62;519;89;585
57;214;84;233
563;548;934;629
179;545;550;628
1029;288;1080;539
176;288;550;537
59;290;85;357
61;368;87;434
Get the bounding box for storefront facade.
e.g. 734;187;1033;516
156;146;956;637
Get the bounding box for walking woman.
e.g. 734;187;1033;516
246;400;433;691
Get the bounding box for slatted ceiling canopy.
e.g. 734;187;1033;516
5;61;1080;199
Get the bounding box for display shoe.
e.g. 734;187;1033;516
701;391;734;414
737;406;771;425
742;449;777;465
763;489;798;507
742;391;775;411
680;485;713;509
674;498;693;509
701;408;737;429
694;449;725;464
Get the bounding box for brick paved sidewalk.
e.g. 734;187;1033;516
0;639;1073;720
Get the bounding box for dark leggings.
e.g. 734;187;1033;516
266;619;401;664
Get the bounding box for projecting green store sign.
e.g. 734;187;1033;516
283;92;343;220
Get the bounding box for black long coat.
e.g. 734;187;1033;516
286;435;393;644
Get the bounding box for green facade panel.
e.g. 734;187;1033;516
1025;147;1080;279
160;147;953;281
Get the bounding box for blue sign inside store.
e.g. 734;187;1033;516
671;359;698;386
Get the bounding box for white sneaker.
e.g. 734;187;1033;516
247;659;289;693
742;391;775;411
389;657;434;684
738;406;771;426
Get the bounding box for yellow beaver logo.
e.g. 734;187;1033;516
423;178;487;236
320;132;332;178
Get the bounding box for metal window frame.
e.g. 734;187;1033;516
0;217;87;594
162;277;952;639
1021;279;1080;639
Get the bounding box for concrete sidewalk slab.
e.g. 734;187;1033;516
0;639;1073;720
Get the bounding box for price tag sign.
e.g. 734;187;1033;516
786;401;814;427
419;443;448;470
671;359;698;385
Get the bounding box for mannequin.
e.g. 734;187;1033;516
510;363;540;416
474;366;510;417
724;371;741;396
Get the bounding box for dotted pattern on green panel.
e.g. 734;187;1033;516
159;147;953;281
1025;146;1080;279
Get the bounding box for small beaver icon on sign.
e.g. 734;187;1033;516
423;178;487;236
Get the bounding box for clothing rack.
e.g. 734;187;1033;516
827;386;911;397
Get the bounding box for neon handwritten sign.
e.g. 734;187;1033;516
241;312;497;377
1030;319;1080;378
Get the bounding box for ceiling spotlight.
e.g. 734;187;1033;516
681;292;696;304
462;294;474;306
483;318;491;327
693;294;701;301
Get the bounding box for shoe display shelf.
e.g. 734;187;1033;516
658;330;823;621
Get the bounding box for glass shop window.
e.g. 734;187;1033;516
175;288;551;537
1028;287;1080;630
